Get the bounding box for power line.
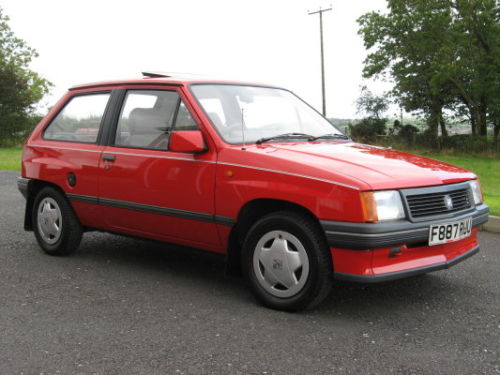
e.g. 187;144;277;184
308;5;332;116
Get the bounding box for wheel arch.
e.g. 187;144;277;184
23;179;67;231
225;198;328;277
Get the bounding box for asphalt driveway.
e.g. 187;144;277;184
0;171;498;375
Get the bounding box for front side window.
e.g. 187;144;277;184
115;90;197;150
190;84;343;144
44;93;110;143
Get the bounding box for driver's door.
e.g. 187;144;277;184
98;87;220;250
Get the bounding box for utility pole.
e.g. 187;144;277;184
308;5;332;116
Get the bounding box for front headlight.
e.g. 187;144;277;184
468;180;483;205
361;190;405;222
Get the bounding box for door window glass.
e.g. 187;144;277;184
115;90;197;149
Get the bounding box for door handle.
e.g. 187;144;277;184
102;154;116;162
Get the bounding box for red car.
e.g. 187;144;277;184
18;73;489;311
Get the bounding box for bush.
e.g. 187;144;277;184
392;120;419;145
0;115;42;147
349;118;386;143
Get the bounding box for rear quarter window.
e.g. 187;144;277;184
44;93;110;143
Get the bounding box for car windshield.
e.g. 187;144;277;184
190;84;344;144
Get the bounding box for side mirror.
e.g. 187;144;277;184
169;130;206;153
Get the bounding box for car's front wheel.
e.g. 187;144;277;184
32;186;83;256
242;211;332;311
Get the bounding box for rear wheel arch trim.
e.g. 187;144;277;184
23;179;71;231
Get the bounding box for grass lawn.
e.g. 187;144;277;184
420;153;500;216
0;147;22;170
1;146;498;215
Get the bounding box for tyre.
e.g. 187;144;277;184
32;186;83;256
242;211;332;311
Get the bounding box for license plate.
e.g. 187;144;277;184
429;218;472;246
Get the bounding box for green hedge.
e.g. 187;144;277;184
371;134;500;156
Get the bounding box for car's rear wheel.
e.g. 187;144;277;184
32;186;82;256
242;211;332;311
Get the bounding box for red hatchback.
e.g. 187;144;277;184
18;73;489;311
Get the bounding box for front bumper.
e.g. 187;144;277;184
322;204;489;283
334;245;479;283
320;204;489;250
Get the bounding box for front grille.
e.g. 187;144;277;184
406;188;472;218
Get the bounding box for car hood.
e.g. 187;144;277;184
226;142;476;191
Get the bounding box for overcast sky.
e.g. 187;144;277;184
2;0;391;118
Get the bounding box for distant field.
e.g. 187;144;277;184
0;147;22;170
0;147;498;215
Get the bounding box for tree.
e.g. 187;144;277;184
356;86;389;120
433;0;500;137
349;87;388;143
0;6;51;145
357;0;499;139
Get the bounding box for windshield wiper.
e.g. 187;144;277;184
310;133;349;141
255;133;315;144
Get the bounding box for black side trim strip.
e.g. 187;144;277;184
99;197;214;223
214;215;235;226
335;245;480;283
66;193;99;205
66;193;235;226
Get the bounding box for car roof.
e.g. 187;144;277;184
69;73;280;91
